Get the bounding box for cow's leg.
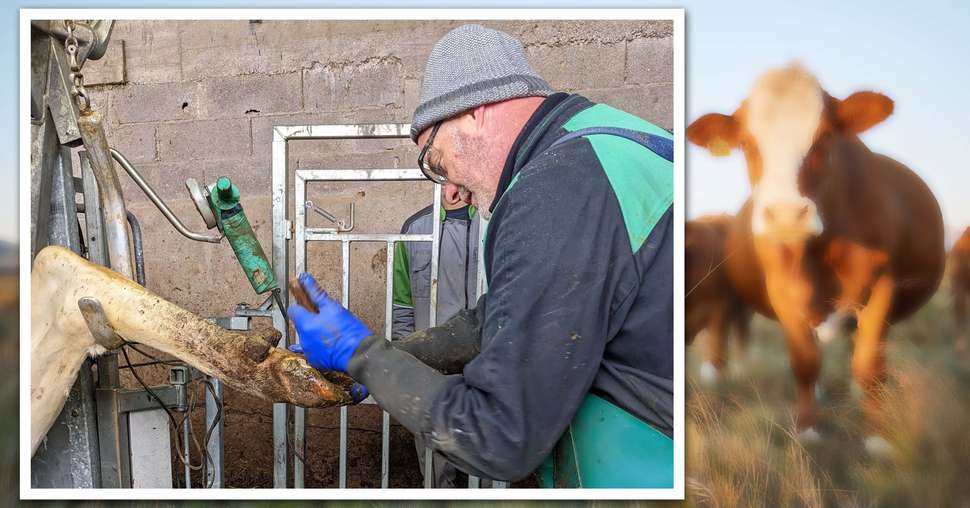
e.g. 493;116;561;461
730;302;752;358
769;277;819;432
955;285;967;327
852;274;894;439
31;246;357;455
823;240;888;344
758;240;820;434
774;296;820;434
700;304;728;386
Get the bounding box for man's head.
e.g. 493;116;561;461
412;24;553;215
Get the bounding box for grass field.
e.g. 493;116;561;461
0;276;18;502
684;292;970;507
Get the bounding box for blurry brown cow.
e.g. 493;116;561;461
951;227;970;327
687;64;945;443
686;214;753;384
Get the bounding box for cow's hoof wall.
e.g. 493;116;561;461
699;361;720;387
797;427;821;444
864;435;895;459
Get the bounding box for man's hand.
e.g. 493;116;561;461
287;272;373;373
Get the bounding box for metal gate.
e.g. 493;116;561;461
271;123;504;488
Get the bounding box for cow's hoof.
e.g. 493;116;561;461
864;435;895;459
698;361;720;387
797;427;821;444
815;383;826;402
815;311;848;344
815;319;839;344
849;381;863;400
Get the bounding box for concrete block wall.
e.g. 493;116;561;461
79;19;673;487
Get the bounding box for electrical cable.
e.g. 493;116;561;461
117;359;182;369
120;344;221;488
272;287;289;323
199;378;223;489
123;342;176;364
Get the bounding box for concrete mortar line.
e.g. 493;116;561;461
300;68;305;111
624;39;629;84
153;126;160;162
111;110;323;132
177;21;184;82
120;39;128;85
521;25;673;49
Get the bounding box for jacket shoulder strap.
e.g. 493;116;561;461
550;126;673;163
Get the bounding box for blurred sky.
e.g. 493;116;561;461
3;1;969;245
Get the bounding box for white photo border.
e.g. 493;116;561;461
20;7;685;500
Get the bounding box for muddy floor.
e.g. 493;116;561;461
222;389;422;488
121;343;537;489
175;386;537;488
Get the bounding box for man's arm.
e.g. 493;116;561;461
393;297;484;374
349;159;625;481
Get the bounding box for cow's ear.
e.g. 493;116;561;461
687;113;741;156
835;92;894;135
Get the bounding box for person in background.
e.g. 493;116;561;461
392;185;480;339
391;184;481;487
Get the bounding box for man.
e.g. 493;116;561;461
392;186;481;339
288;24;674;487
392;185;481;488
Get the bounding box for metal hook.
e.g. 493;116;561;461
305;201;355;232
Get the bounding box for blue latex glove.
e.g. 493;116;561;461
349;382;369;403
286;272;373;373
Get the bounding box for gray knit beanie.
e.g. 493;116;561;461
410;24;555;141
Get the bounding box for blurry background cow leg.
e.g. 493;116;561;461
699;305;728;386
851;274;895;456
728;302;753;377
956;288;968;330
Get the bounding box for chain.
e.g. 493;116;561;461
63;20;91;112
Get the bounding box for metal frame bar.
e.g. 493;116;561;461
294;167;441;489
29;126;102;488
203;316;250;489
271;125;290;489
273;124;413;488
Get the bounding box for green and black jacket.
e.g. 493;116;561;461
349;93;673;481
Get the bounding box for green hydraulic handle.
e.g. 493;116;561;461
209;176;277;294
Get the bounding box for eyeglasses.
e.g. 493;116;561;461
417;123;448;184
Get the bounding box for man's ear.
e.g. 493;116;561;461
835;91;894;135
687;113;742;156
